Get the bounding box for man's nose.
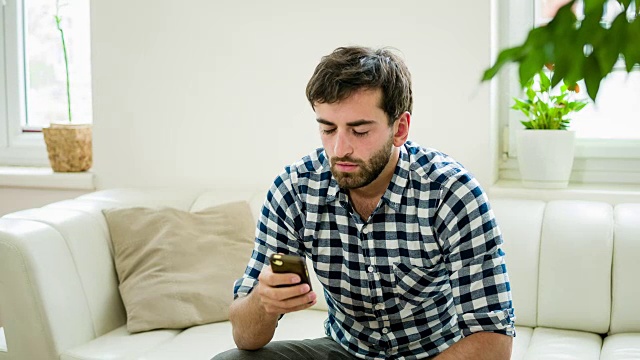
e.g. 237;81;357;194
333;131;353;158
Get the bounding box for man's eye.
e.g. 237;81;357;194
321;128;336;135
353;130;369;137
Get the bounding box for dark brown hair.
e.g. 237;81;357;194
305;46;413;125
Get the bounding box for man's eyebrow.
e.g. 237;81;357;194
316;118;335;126
316;118;376;127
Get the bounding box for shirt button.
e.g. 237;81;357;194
375;303;384;310
382;328;389;334
367;266;374;273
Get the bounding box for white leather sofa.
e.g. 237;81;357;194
0;188;639;360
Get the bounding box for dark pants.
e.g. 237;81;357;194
212;336;358;360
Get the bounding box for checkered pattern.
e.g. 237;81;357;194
234;141;515;359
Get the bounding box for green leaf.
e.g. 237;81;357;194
538;100;549;114
594;14;627;75
623;17;640;71
574;101;589;111
526;87;536;101
594;42;620;77
512;98;530;108
559;45;585;86
549;2;580;28
609;11;629;49
521;121;534;129
512;98;533;117
583;55;603;101
539;70;551;91
617;0;632;8
583;0;606;15
517;28;550;86
482;46;524;81
519;53;546;88
549;6;585;87
551;64;567;88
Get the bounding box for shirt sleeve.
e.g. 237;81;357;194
434;171;516;338
233;167;307;299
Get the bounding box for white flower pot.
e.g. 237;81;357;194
516;129;576;189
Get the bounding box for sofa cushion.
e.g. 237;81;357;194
524;327;602;360
537;201;613;333
60;326;180;360
610;204;640;334
510;326;533;360
137;310;329;360
491;199;544;328
600;333;640;360
103;201;255;333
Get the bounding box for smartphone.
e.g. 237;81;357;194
269;253;313;290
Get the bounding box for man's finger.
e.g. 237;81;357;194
259;283;311;302
258;265;302;287
262;296;318;315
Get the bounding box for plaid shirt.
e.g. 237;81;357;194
234;141;515;359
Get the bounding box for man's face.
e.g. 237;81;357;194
314;89;396;190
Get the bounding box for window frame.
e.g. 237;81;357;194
1;0;50;167
498;0;640;185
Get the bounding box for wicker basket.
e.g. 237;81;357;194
42;123;93;172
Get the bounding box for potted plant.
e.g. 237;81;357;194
482;0;637;188
512;68;588;188
41;0;92;172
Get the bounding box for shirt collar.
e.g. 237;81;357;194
326;177;340;203
382;144;410;211
324;144;411;210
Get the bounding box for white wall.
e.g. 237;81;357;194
91;0;496;191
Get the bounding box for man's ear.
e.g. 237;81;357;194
393;112;411;147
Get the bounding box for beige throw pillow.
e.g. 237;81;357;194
103;201;255;333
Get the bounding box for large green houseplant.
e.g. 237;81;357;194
41;0;92;172
483;0;638;187
483;0;639;101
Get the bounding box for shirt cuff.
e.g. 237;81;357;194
458;308;516;337
233;277;258;300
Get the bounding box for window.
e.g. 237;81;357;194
498;0;640;185
0;0;92;166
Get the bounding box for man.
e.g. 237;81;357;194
214;46;515;359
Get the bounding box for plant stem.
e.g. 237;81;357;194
55;3;71;123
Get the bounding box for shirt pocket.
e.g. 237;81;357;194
392;262;449;309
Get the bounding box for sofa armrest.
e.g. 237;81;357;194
0;207;125;360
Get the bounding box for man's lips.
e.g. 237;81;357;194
335;162;359;172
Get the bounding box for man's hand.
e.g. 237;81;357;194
255;265;317;316
228;265;317;350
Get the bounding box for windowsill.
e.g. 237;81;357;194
0;166;95;191
490;180;640;204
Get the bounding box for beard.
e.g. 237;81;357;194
330;135;394;190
